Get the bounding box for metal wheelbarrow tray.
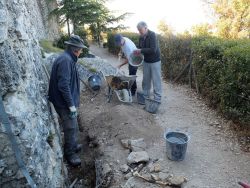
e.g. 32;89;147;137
105;75;137;103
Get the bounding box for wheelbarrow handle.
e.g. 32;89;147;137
115;68;125;76
100;71;107;83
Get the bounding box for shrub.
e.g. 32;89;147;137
53;34;69;49
192;37;250;124
159;35;192;81
160;35;250;124
219;43;250;123
40;39;63;54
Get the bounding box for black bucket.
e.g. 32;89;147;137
88;74;102;91
145;98;160;114
164;131;190;161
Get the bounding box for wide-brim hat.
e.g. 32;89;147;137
64;35;87;48
114;34;123;46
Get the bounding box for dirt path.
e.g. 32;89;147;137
77;44;250;188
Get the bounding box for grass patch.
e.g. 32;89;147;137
79;60;97;73
79;60;90;68
89;67;97;73
40;39;63;53
46;131;54;148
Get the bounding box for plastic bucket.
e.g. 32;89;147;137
137;92;145;104
88;74;102;91
164;131;189;161
128;53;144;67
144;98;160;113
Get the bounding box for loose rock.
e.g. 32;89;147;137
129;138;146;151
120;164;129;173
168;176;187;186
124;172;133;180
127;151;150;164
153;163;161;172
122;177;136;188
158;172;169;181
121;139;130;149
148;163;154;173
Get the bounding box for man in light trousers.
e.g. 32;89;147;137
134;21;162;103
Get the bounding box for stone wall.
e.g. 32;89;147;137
0;0;64;187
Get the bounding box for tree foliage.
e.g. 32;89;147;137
211;0;250;38
191;23;213;36
50;0;129;40
88;3;130;45
157;20;173;37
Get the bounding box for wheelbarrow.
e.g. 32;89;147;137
103;72;137;103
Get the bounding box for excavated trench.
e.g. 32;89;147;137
67;118;100;188
66;86;162;188
66;89;116;188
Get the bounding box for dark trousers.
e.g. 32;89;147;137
54;107;79;157
129;64;138;95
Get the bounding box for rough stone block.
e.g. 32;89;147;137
127;151;150;164
15;16;28;40
168;176;187;186
0;9;7;23
0;159;7;175
0;27;7;43
159;172;169;181
2;163;18;179
120;164;129;173
129;138;146;152
120;139;130;149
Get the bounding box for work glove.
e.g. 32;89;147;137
69;106;77;119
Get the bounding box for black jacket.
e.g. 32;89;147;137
48;50;80;109
139;30;161;63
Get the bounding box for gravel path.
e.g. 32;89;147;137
88;43;250;188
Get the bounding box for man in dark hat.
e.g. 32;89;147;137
48;35;87;166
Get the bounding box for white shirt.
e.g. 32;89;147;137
121;37;137;60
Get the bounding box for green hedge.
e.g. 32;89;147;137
192;38;250;123
159;35;192;81
160;36;249;124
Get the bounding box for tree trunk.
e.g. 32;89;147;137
72;20;77;33
97;22;101;47
66;17;70;37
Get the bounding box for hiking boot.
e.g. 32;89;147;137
66;154;81;167
75;144;82;153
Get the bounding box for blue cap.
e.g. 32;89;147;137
114;34;123;46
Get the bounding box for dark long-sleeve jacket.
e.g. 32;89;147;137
138;30;161;63
48;50;80;109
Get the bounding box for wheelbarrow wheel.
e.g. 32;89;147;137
121;89;130;102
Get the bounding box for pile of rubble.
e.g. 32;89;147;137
119;138;187;188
